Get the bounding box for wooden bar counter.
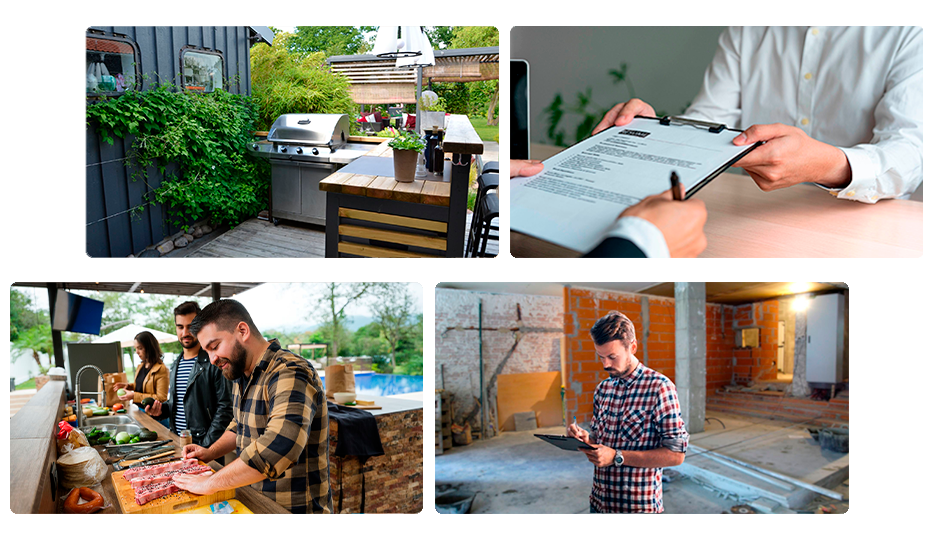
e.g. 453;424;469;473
10;383;288;514
320;114;483;258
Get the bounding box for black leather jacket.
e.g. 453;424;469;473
163;349;233;448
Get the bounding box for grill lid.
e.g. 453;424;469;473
267;113;350;147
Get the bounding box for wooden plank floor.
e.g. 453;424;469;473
185;216;498;258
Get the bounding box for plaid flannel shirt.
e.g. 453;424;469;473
589;362;688;513
228;340;333;514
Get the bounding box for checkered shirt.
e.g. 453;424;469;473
589;362;688;513
228;340;333;514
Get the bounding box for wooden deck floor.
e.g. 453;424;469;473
184;214;498;258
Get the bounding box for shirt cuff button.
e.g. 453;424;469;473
846;190;856;197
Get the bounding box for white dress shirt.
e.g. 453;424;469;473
685;26;922;203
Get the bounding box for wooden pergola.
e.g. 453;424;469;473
327;46;499;105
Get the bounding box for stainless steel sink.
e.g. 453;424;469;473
90;424;142;436
83;415;138;427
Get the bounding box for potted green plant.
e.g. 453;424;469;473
389;130;426;182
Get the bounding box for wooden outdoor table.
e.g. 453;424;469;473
320;114;484;257
512;145;923;258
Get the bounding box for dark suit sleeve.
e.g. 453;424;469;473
581;236;647;258
204;369;234;448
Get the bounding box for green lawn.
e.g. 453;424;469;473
15;378;37;390
469;116;499;142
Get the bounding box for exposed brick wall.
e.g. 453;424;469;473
706;304;736;392
564;287;679;424
435;289;563;426
732;300;780;384
329;408;423;513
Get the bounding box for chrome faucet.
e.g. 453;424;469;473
75;365;105;428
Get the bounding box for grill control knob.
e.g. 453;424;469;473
252;143;259;150
296;147;303;154
280;146;288;153
311;148;319;155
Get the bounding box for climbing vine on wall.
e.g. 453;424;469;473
87;84;270;228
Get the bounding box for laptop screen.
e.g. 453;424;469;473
511;59;530;160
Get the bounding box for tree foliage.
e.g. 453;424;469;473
289;27;377;57
250;32;358;131
431;26;500;124
312;283;374;360
369;283;417;371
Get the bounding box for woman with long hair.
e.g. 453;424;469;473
111;331;170;412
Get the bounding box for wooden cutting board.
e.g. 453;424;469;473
328;400;381;410
110;462;235;514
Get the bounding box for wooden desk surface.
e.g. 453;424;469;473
515;144;922;257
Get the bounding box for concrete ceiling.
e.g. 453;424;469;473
436;282;847;305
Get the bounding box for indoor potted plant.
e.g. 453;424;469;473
389;130;426;182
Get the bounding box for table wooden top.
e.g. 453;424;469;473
515;145;923;258
320;151;455;207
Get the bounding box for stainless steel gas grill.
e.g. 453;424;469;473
250;113;371;226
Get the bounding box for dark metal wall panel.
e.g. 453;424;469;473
86;26;257;257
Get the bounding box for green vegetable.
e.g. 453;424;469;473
115;431;132;445
138;430;158;442
117;389;126;397
130;436;140;443
140;397;155;408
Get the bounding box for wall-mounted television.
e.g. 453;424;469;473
52;291;104;335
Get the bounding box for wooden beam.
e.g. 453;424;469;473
338;242;441;258
338;207;448;232
339;224;447;250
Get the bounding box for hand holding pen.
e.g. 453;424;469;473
567;415;591;445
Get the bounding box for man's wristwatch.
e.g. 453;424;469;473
613;449;624;466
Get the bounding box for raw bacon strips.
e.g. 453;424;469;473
132;470;213;505
129;464;213;488
122;458;198;481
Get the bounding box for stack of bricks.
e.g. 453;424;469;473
732;300;780;384
434;289;563;427
328;408;423;513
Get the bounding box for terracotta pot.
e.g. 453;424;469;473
393;148;419;183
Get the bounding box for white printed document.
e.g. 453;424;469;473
512;117;757;253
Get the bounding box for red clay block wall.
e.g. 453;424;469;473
732;300;780;384
564;287;678;424
707;304;736;392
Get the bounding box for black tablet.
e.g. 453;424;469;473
511;59;530;160
535;434;595;451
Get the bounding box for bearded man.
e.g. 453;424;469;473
172;299;332;514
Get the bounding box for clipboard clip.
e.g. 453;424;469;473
659;116;727;134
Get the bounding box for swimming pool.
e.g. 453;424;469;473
320;373;423;396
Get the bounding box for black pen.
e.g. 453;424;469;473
670;171;682;201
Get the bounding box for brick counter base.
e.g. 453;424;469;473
328;408;424;513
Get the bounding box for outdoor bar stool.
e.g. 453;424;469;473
466;172;500;255
470;192;499;257
481;160;499;175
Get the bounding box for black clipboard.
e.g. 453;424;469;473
634;115;763;199
535;434;595;451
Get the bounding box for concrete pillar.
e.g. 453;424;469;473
675;282;706;434
790;309;811;397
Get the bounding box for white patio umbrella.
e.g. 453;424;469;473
92;324;177;348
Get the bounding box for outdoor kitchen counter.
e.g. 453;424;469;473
11;383;287;514
328;395;423;513
319;114;483;257
89;407;290;513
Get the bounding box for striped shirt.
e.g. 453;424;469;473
173;356;197;431
589;362;689;513
227;340;332;514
